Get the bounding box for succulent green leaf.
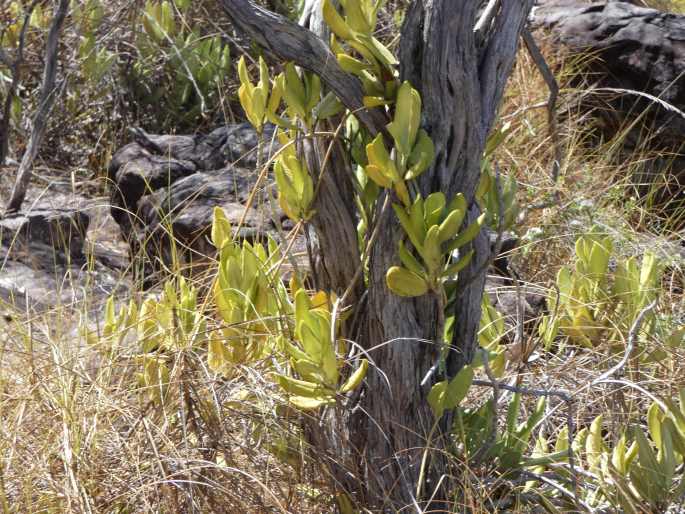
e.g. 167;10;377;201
406;129;435;179
314;91;345;120
442;249;474;278
355;34;398;68
277;374;331;397
323;0;355;40
393;203;425;252
428;380;448;418
211;206;232;249
398;240;425;275
365;164;393;189
446;213;486;253
387;81;421;159
366;134;399;182
289;395;336;410
647;402;663;449
424;192;446;227
422;225;443;274
304;72;321;112
283;62;307;119
437;208;464;244
342;0;374;34
339;359;369;393
386;266;429;297
444;365;473;410
338;53;369;75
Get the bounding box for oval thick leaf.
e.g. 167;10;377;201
386;266;429;297
444;365;473;410
289;395;336;410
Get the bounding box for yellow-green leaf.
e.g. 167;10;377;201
446;212;486;252
428;380;448;418
444;365;473;410
283;63;306;118
339;359;369;393
288;395;336;410
211;206;232;249
386;266;429;297
277;374;332;397
323;0;354;41
387;81;421;158
406;129;435;179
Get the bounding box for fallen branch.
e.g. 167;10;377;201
591;300;658;386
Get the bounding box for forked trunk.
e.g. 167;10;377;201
219;0;533;510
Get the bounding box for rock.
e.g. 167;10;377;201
489;230;519;276
0;208;89;265
485;275;547;340
532;1;685;143
532;1;685;207
108;123;283;280
0;257;125;314
0;184;129;313
108;144;197;233
126;123;273;170
485;230;545;341
136;169;276;275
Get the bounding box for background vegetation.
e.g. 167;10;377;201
0;0;684;512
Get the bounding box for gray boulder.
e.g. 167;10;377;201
532;1;685;207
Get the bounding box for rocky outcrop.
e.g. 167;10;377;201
532;1;685;144
108;123;285;281
0;207;88;264
0;183;128;313
532;1;685;208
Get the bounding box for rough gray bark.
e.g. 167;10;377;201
357;2;534;509
5;0;70;214
219;0;533;510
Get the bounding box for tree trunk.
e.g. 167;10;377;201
219;0;533;510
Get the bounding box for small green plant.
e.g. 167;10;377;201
539;229;684;359
525;395;685;512
75;0;114;86
459;393;551;471
477;122;520;232
209;207;368;410
128;0;232;129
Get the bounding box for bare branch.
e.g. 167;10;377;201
474;0;501;41
0;0;40;167
591;301;658;386
522;28;562;184
5;0;70;214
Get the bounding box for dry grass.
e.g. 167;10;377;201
0;293;331;512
